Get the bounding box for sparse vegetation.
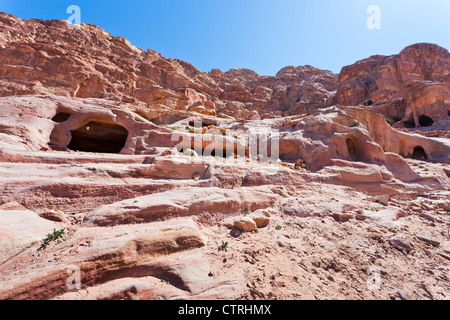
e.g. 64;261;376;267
242;209;250;216
275;225;283;231
386;118;395;126
269;202;275;209
37;228;65;251
218;241;229;251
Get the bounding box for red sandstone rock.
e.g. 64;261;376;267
0;12;449;301
0;13;339;122
336;43;450;133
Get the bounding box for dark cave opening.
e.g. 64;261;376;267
411;146;428;160
418;115;434;127
346;137;359;161
403;115;435;128
403;119;416;128
52;112;72;123
67;121;129;154
363;99;373;106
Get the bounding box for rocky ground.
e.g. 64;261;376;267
0;12;449;300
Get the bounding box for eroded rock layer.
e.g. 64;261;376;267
0;12;449;300
336;43;450;132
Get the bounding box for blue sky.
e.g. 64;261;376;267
1;0;449;75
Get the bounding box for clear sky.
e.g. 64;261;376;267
1;0;449;75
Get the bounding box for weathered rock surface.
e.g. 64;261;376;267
336;43;450;135
416;234;441;247
83;187;277;227
0;206;61;265
234;217;258;232
0;12;449;300
1;12;448;131
0;12;337;122
389;235;412;252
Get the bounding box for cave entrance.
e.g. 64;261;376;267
346;137;359;161
52;112;72;123
68;121;129;154
411;146;427;160
418;115;434;127
403;119;416;128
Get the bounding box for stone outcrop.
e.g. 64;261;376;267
209;65;338;119
1;95;448;176
0;12;337;123
336;43;450;131
1;11;448;131
0;12;449;300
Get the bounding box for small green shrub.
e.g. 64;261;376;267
218;241;229;251
38;229;65;251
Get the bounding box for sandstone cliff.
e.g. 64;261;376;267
0;12;449;301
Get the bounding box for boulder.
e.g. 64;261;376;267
234;217;257;232
389;235;412;252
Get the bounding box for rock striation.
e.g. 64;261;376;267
0;12;449;300
336;43;450;131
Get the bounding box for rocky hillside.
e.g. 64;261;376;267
0;12;337;123
0;12;449;300
337;43;450;133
